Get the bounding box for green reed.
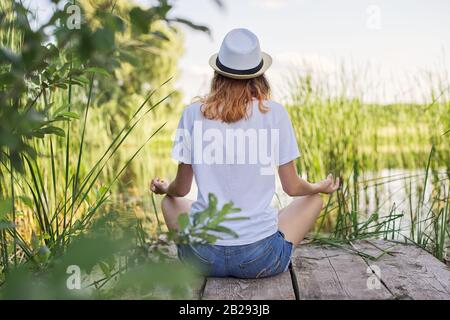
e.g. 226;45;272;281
284;68;449;261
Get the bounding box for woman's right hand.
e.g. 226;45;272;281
315;174;340;194
150;177;169;195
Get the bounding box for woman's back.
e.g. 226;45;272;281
152;28;337;278
172;99;299;245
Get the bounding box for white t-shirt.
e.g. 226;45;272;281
171;99;300;245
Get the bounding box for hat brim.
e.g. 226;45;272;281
208;52;272;80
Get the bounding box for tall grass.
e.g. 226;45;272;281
310;138;448;261
0;0;178;278
0;77;171;274
282;65;449;261
0;2;448;294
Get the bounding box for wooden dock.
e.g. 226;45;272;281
196;240;450;300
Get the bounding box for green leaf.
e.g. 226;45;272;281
155;0;172;17
223;217;248;222
193;210;209;226
39;126;65;137
0;198;12;220
96;186;109;200
66;79;85;86
93;27;115;53
150;31;170;41
58;111;80;119
197;233;218;243
18;196;33;209
53;83;68;89
118;49;140;66
178;213;190;231
0;73;15;85
53;104;72;115
170;18;210;36
37;245;51;262
209;225;239;238
129;7;154;34
217;202;241;218
73;75;91;84
207;193;218;208
99;260;111;278
84;67;110;77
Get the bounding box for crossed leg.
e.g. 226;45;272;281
277;194;324;246
161;195;193;230
160;193;323;246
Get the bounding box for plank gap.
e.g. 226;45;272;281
288;261;300;300
197;277;207;300
354;240;397;298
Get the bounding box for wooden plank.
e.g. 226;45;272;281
352;240;450;300
187;277;206;300
291;243;393;299
202;271;295;300
195;240;450;300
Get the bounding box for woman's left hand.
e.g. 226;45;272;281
315;174;340;194
150;178;169;195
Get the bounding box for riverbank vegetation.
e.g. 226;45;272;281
0;0;448;299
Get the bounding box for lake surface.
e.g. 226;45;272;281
176;168;448;240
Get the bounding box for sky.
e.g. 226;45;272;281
26;0;450;104
167;0;450;104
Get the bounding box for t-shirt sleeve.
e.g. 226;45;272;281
275;106;300;166
171;108;192;164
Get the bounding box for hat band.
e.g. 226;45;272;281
216;57;264;75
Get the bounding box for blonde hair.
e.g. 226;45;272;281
198;72;271;123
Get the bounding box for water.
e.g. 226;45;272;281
176;168;448;239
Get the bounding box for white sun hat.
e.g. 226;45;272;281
209;28;272;80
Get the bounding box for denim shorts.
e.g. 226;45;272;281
176;230;294;278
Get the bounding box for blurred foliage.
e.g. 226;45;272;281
0;193;240;299
0;0;210;171
77;0;186;113
172;193;245;244
285;71;450;180
0;0;226;299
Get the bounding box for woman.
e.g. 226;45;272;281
151;28;339;278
